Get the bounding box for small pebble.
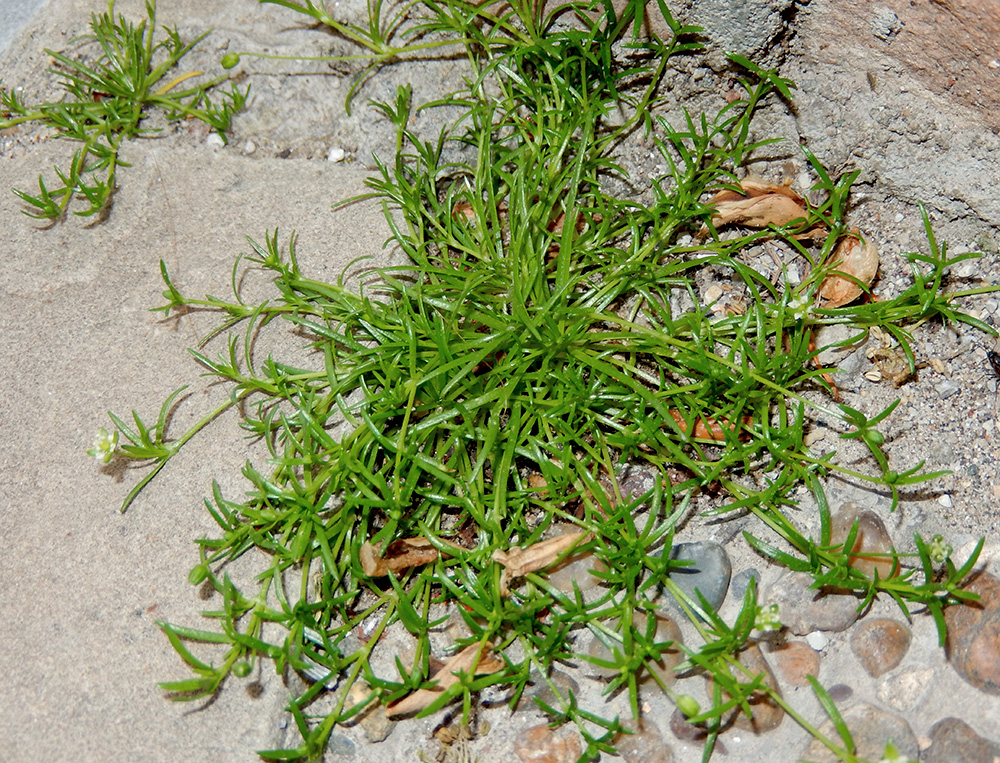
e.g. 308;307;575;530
894;212;905;222
205;132;225;149
850;618;911;677
663;541;732;619
802;703;918;762
764;571;860;635
924;717;1000;763
770;640;820;686
328;146;346;162
805;631;829;651
708;643;783;734
944;571;1000;695
939;493;954;508
830;504;899;580
546;551;605;593
520;670;579;713
826;683;853;702
614;718;673;763
876;667;934;712
243;140;256;154
514;723;582;763
936;379;961;399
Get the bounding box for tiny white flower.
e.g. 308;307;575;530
87;426;119;464
787;293;812;322
754;603;781;633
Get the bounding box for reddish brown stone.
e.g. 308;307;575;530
770;640;821;686
514;724;582;763
850;617;911;677
945;572;1000;695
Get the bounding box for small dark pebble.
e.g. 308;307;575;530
826;683;853;702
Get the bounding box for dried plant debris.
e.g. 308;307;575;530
708;176;809;229
818;230;881;308
492;532;592;596
386;644;505;718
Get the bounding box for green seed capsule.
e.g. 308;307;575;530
221;53;240;70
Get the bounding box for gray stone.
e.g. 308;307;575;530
663;541;732;619
924;717;1000;763
802;703;917;762
763;570;861;635
935;379;961;399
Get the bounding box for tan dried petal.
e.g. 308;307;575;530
709;177;808;229
668;409;752;441
492;531;591;596
385;643;504;717
360;536;462;577
817;231;880;308
711;193;809;229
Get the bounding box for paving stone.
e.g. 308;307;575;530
924;717;1000;763
764;570;861;635
802;703;918;762
944;572;1000;695
514;723;582;763
850;617;911;677
769;640;820;686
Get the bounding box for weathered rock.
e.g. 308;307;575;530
769;640;820;687
614;718;673;763
663;541;732;618
708;643;783;734
924;717;1000;763
850;617;911;677
944;572;1000;695
764;570;861;635
514;723;582;763
802;703;918;762
830;504;899;580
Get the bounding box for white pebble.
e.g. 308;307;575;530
894;212;905;223
327;147;346;162
938;493;953;508
805;631;829;651
205;133;225;149
243;140;256;154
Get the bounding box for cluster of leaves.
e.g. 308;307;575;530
89;0;994;760
0;0;247;220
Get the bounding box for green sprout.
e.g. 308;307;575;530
0;0;248;220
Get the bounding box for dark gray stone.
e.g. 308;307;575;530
663;541;732;618
925;718;1000;763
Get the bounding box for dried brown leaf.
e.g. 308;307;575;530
492;531;591;596
360;537;462;577
817;230;879;308
709;177;809;229
384;643;504;718
668;409;752;441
